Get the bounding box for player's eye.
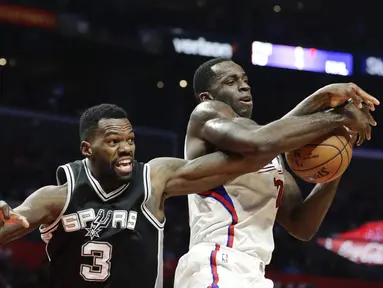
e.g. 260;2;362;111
107;139;119;146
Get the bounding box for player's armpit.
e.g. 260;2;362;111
149;152;256;198
278;168;342;241
275;171;307;240
0;185;67;245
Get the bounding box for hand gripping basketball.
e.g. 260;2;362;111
286;127;353;184
0;201;29;228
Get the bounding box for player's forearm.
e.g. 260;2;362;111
287;178;341;241
0;225;32;245
164;152;248;196
252;111;345;157
203;112;345;158
282;93;329;118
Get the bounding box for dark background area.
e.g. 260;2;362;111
0;0;382;287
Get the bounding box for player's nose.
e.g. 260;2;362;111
239;80;250;92
118;141;132;154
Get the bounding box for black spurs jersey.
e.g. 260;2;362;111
40;159;164;288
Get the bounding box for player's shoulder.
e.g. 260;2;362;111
190;101;235;123
57;159;85;175
27;184;68;218
38;184;68;197
63;159;85;169
38;184;71;232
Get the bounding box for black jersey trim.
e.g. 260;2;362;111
39;164;74;234
141;164;165;229
83;159;129;202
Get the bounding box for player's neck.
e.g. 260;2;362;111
98;179;124;193
87;160;125;192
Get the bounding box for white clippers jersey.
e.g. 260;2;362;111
187;153;285;264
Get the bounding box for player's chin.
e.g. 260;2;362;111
114;170;133;182
235;102;252;117
113;167;133;182
238;106;253;118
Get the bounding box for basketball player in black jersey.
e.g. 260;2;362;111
0;104;265;288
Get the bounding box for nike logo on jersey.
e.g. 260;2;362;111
61;208;138;239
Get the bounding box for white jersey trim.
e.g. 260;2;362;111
83;159;129;202
39;164;75;262
39;164;74;234
141;163;164;287
141;163;165;229
154;228;164;288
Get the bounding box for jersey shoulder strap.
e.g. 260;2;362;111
141;162;166;230
39;160;82;235
56;159;83;188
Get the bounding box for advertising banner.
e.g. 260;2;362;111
268;272;383;288
318;221;383;265
251;41;353;76
0;4;56;29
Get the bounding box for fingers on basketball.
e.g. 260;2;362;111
286;128;352;184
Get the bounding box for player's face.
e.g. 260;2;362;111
210;61;253;118
89;118;136;183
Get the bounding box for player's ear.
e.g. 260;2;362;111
199;92;214;102
81;141;92;158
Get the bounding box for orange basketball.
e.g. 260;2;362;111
285;128;353;183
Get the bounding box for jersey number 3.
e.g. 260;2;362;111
274;177;284;208
80;241;112;282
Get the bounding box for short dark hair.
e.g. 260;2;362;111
79;103;128;141
193;57;230;100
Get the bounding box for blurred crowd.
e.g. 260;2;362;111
0;112;382;288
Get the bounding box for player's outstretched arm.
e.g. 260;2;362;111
0;185;66;245
148;152;256;198
283;83;379;118
190;101;374;159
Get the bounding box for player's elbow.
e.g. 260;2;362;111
295;232;315;242
289;226;317;241
281;214;318;242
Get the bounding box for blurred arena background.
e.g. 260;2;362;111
0;0;382;287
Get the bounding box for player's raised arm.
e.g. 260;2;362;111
148;152;256;198
0;185;66;245
283;83;380;118
191;100;375;158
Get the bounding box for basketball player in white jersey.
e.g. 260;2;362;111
174;58;379;288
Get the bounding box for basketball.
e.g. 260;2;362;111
285;128;353;183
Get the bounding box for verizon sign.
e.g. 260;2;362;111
172;37;233;58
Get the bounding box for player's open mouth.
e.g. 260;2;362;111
115;158;133;174
239;96;253;105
